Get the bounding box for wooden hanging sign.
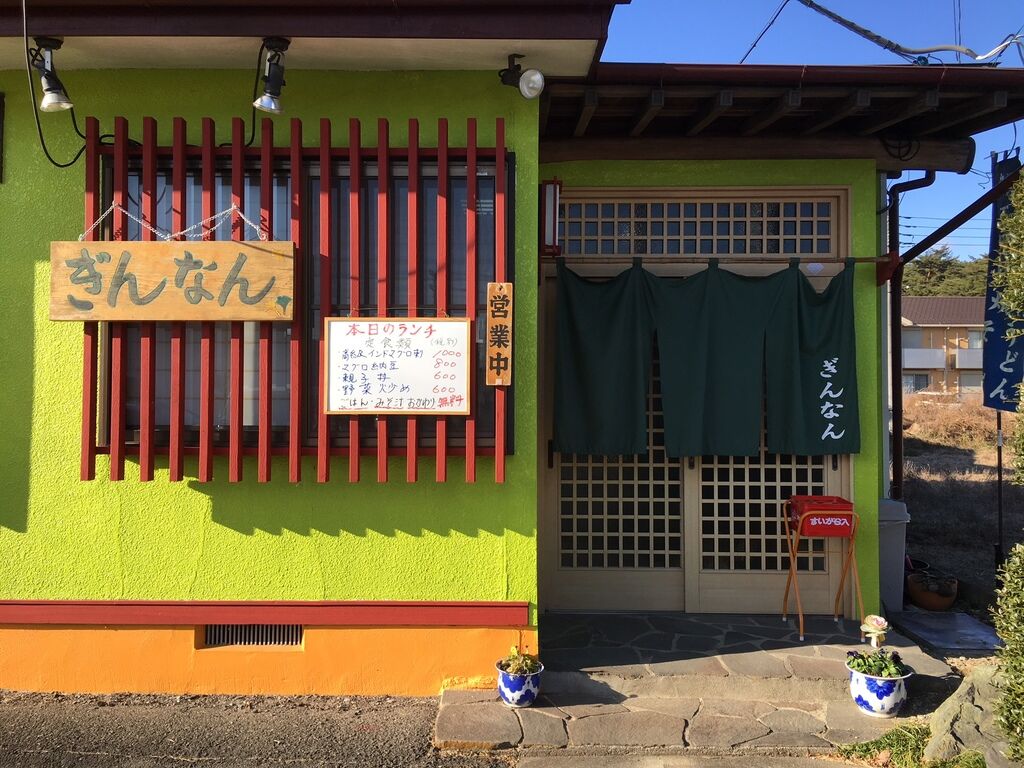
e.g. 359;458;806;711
485;282;513;386
50;241;295;321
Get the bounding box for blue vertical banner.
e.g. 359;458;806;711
984;155;1023;410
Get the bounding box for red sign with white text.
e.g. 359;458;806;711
788;495;856;538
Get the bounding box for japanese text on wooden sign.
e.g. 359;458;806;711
50;241;295;322
485;282;513;386
323;318;472;415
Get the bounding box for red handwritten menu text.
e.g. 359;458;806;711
323;317;472;415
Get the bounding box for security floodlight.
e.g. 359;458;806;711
253;37;290;114
32;37;73;112
499;54;545;100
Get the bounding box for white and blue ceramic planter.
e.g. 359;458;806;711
846;664;913;718
496;662;543;708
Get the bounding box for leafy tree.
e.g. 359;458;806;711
995;543;1024;761
992;177;1024;334
902;245;987;296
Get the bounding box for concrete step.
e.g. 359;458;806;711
542;669;850;702
434;686;911;754
539;631;956;703
434;658;960;754
443;614;961;755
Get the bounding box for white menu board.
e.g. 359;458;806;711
323;317;472;415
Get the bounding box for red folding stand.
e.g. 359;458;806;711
782;495;864;641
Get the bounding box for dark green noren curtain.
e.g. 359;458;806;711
554;262;653;455
648;262;792;458
554;261;860;458
765;261;860;455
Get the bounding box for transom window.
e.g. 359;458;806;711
557;190;845;259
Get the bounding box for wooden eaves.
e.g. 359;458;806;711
0;0;630;44
541;62;1024;173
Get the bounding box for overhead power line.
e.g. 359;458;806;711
793;0;1024;63
900;224;991;231
739;0;792;64
901;214;990;222
953;0;963;64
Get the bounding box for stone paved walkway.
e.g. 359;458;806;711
538;613;952;682
434;613;958;755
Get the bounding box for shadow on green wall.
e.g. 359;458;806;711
0;180;39;534
184;456;533;538
0;292;32;533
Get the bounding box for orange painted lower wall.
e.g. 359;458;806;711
0;625;538;696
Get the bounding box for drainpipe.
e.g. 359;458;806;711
887;172;936;500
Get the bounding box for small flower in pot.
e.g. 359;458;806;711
496;646;543;708
860;614;889;648
845;647;913;718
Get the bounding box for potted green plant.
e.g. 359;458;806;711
906;570;958;611
845;616;913;718
496;646;543;708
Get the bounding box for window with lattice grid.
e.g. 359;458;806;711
557;194;841;259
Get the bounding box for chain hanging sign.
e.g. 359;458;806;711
50;241;295;322
485;282;513;386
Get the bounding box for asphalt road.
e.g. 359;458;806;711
0;690;512;768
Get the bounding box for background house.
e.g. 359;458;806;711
901;296;986;401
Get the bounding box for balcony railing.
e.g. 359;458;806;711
902;348;946;369
956;348;983;369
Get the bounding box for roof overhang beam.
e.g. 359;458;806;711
540;135;976;174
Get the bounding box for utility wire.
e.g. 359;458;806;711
739;0;791;64
793;0;1024;63
953;0;962;64
901;224;990;230
902;215;991;222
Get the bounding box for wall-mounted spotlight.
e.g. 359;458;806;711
30;37;73;112
499;54;545;100
253;37;290;114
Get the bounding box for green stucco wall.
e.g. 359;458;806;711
0;71;539;612
541;159;883;612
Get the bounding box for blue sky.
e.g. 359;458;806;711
602;0;1023;259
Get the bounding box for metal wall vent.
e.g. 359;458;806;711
203;624;303;648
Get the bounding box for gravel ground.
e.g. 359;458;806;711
903;439;1023;606
0;690;514;768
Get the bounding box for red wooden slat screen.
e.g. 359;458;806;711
80;117;100;482
495;118;507;484
78;116;510;484
376;119;390;483
169;118;187;482
317;119;332;483
406;119;419;483
109;117;129;481
258;118;274;483
229;118;246;483
139;117;158;482
347;119;362;483
288;119;304;483
199;119;216;482
435;118;448;483
465;118;477;484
